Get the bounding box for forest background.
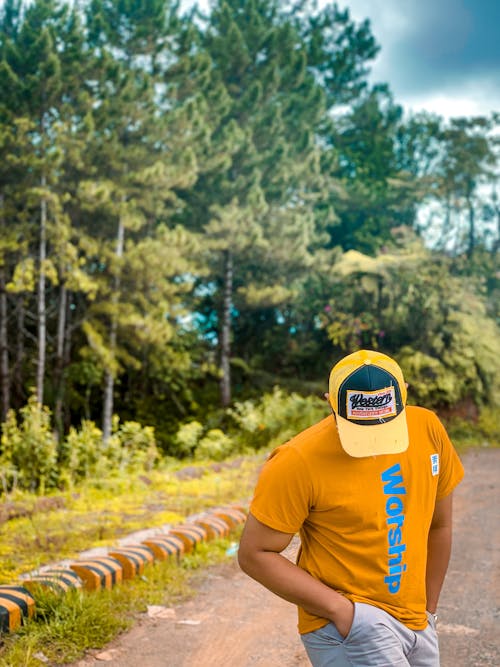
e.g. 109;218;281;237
0;0;499;494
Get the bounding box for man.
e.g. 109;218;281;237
238;349;464;666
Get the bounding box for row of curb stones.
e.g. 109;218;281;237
0;505;247;634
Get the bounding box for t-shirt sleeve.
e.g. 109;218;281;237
249;444;313;534
433;415;465;500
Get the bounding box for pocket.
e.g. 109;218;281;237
425;611;437;632
302;603;359;648
342;601;360;642
313;622;345;644
301;622;345;655
342;602;391;646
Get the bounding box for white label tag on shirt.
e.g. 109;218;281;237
346;386;397;420
430;454;440;476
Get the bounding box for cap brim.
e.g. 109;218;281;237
336;410;409;458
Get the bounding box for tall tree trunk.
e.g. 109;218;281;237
103;216;124;441
13;300;25;405
491;189;499;257
37;175;47;404
220;249;233;407
466;190;475;259
0;266;9;422
63;292;73;432
0;194;10;421
54;281;67;437
442;191;452;249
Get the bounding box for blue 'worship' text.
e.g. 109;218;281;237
381;463;407;594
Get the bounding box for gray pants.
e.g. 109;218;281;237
301;602;439;667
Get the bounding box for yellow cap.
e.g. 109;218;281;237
328;350;409;457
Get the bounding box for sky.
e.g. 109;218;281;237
344;0;500;118
182;0;500;119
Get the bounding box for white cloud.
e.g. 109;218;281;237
404;94;484;118
340;0;416;37
338;0;499;118
401;72;500;118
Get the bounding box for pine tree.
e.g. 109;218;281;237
0;120;34;419
174;0;331;405
81;0;200;439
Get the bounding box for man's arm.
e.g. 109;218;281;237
426;493;454;614
238;512;354;637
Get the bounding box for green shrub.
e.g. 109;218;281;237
113;420;158;471
445;405;500;449
445;417;478;448
64;418;160;483
66;420;105;482
194;429;235;461
173;420;204;457
229;387;326;450
477;406;500;442
172;388;326;462
0;396;59;493
398;349;463;406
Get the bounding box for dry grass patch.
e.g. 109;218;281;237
0;455;259;583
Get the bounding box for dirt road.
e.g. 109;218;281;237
73;448;499;667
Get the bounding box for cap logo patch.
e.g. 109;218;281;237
346;387;397;421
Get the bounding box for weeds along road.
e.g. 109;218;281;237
73;448;499;667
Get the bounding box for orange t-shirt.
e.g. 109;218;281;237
249;406;464;634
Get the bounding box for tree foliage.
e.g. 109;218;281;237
323;232;500;407
0;0;498;462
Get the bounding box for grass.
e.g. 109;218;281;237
0;537;240;666
0;455;262;583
